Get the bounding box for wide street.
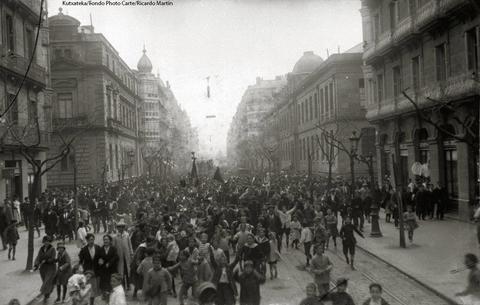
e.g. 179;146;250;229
1;219;469;305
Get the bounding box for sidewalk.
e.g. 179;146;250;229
357;211;478;304
0;226;86;305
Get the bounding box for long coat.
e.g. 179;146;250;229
78;244;102;274
98;246;119;292
113;232;133;276
34;244;57;296
56;251;72;285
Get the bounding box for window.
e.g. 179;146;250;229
324;86;329;117
359;78;365;100
373;14;380;42
309;97;313;121
329;83;334;116
6;14;14;52
389;1;398;30
435;43;447;81
377;74;384;103
106;54;110;69
412;56;421;91
5;94;18;123
25;28;34;58
109;144;113;171
301;102;305;123
393;66;402;97
57;93;73;118
28;100;37;123
444;149;458;199
319;88;324;119
64;49;72;58
466;28;479;72
314;93;318;119
54;49;62;59
61;155;69;171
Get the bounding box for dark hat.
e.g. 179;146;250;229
42;235;52;243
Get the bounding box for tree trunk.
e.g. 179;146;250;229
26;172;41;271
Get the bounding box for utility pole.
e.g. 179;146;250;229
392;154;406;248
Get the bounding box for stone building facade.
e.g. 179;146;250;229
262;46;375;178
227;75;287;170
0;0;51;202
360;0;479;218
47;9;142;186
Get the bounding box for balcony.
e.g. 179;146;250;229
392;16;413;44
439;0;471;14
0;52;47;85
415;0;440;30
53;116;91;129
0;124;49;148
107;118;136;138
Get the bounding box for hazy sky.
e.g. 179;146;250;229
48;0;362;158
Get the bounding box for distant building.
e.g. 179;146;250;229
227;75;287;169
47;9;142;185
0;0;51;202
135;47;198;176
262;46;374;178
360;0;479;218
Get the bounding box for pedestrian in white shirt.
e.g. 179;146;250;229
109;273;126;305
77;222;88;248
300;223;313;266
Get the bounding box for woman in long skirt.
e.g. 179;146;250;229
34;236;57;302
55;242;72;303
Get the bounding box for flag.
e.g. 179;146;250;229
213;167;224;183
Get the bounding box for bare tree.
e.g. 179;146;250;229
314;124;340;187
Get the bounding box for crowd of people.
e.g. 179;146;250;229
0;172;474;305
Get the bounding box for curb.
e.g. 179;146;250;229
25;294;41;305
356;244;459;305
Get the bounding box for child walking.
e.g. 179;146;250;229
55;242;72;303
290;216;301;250
268;232;279;280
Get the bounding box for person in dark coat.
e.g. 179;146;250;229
209;247;238;305
98;234;119;296
78;233;102;305
5;219;19;260
55;242;72;303
233;260;265;305
0;205;9;250
34;236;57;301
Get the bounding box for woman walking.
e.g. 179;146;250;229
404;205;418;243
55;242;72;303
34;236;57;302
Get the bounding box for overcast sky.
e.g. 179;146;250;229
48;0;362;158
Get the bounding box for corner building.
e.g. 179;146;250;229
0;0;51;202
360;0;479;218
47;9;142;186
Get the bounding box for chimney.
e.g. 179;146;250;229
304;51;314;55
256;77;262;85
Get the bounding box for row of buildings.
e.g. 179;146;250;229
0;2;197;203
227;0;479;219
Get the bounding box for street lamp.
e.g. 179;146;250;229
349;131;360;194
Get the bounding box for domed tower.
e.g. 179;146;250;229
48;8;81;41
288;51;324;90
137;46;153;73
292;51;323;75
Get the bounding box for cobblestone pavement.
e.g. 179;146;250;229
284;244;455;305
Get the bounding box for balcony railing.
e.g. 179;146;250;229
53;116;91;129
439;0;470;14
0;124;49;148
0;53;47;85
107;118;136;138
392;16;413;43
415;0;439;30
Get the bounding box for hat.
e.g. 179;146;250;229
336;277;348;286
116;219;126;227
42;235;52;243
56;242;66;250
